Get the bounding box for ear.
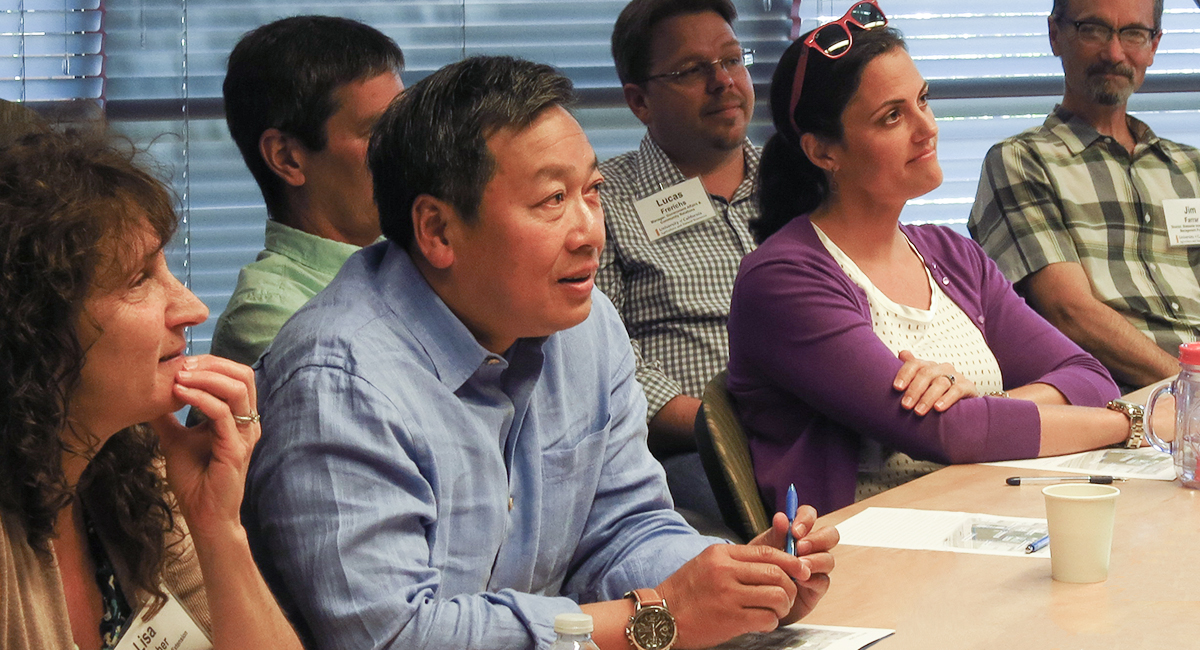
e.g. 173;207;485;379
799;132;840;174
411;194;457;270
622;83;653;126
1048;16;1063;57
259;128;308;188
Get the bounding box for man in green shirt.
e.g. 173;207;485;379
213;16;404;365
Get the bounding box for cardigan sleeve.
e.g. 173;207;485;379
729;245;1043;467
966;229;1119;407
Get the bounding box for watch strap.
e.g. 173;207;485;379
1107;399;1146;448
625;588;665;609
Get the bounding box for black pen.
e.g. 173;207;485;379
1005;475;1122;486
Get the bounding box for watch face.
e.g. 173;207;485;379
631;607;677;650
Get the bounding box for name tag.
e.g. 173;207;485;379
1163;198;1200;247
633;177;719;243
114;589;211;650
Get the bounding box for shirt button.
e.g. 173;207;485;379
508;496;514;511
941;277;950;285
1172;302;1180;310
1144;214;1151;223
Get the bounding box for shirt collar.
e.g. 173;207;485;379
375;243;496;391
1045;105;1169;161
632;133;760;203
264;220;363;275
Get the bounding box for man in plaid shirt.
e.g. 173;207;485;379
969;0;1200;389
598;0;759;521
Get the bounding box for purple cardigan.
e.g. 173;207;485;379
726;217;1119;516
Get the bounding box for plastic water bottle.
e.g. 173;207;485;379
549;613;601;650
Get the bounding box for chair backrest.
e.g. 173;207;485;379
694;369;771;542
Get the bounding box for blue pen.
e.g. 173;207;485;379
785;484;798;556
1025;534;1050;554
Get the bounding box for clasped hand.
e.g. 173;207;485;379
893;350;978;415
656;507;838;649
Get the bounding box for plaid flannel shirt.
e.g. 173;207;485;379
597;135;759;421
969;106;1200;358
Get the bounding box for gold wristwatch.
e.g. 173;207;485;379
624;588;677;650
1106;399;1146;448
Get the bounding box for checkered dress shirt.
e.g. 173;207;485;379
597;134;760;421
969;106;1200;358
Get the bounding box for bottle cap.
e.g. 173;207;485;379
554;613;594;635
1181;342;1200;366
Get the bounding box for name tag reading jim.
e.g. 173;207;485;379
1164;198;1200;247
114;588;212;650
634;177;719;243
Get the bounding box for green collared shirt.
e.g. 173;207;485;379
210;220;363;366
969;105;1200;359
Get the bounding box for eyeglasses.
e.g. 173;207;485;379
1061;19;1159;49
642;48;754;86
788;1;888;134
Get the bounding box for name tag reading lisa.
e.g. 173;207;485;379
633;177;719;243
114;589;212;650
1163;198;1200;247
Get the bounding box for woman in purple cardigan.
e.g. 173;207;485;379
727;13;1136;516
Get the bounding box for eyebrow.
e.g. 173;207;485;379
533;156;600;181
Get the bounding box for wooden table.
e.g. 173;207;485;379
803;464;1200;649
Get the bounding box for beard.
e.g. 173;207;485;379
1083;61;1137;106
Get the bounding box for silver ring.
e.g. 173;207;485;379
943;374;956;386
232;412;261;425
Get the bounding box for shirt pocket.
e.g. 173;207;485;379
532;428;608;591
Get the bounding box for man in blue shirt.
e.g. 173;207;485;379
244;56;837;650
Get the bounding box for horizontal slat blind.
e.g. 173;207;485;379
0;0;103;102
6;0;1200;355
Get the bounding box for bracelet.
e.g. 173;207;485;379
985;390;1010;399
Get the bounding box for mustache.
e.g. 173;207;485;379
1085;62;1135;81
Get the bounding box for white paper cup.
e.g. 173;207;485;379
1042;483;1120;583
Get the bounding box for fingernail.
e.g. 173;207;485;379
176;370;192;380
183;356;197;370
935;400;945;409
902;397;913;407
175;383;191;392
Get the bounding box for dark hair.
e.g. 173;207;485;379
0;99;49;147
611;0;738;85
223;16;404;221
1051;0;1164;31
0;127;178;603
370;56;576;250
753;27;906;243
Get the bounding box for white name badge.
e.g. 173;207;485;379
1163;198;1200;247
114;589;212;650
633;177;719;243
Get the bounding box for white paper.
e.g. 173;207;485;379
1163;198;1200;247
835;507;1049;557
984;447;1175;480
708;623;894;650
633;176;718;242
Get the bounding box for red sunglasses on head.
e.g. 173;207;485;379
787;0;888;135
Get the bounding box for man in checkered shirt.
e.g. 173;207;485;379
969;0;1200;389
598;0;759;521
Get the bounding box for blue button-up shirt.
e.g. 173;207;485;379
244;242;720;650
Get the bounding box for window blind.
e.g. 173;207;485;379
5;0;1200;355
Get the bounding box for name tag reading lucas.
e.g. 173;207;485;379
634;177;719;243
1163;198;1200;247
114;589;211;650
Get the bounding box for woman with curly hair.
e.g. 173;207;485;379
0;125;301;649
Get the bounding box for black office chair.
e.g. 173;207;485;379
693;369;771;542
